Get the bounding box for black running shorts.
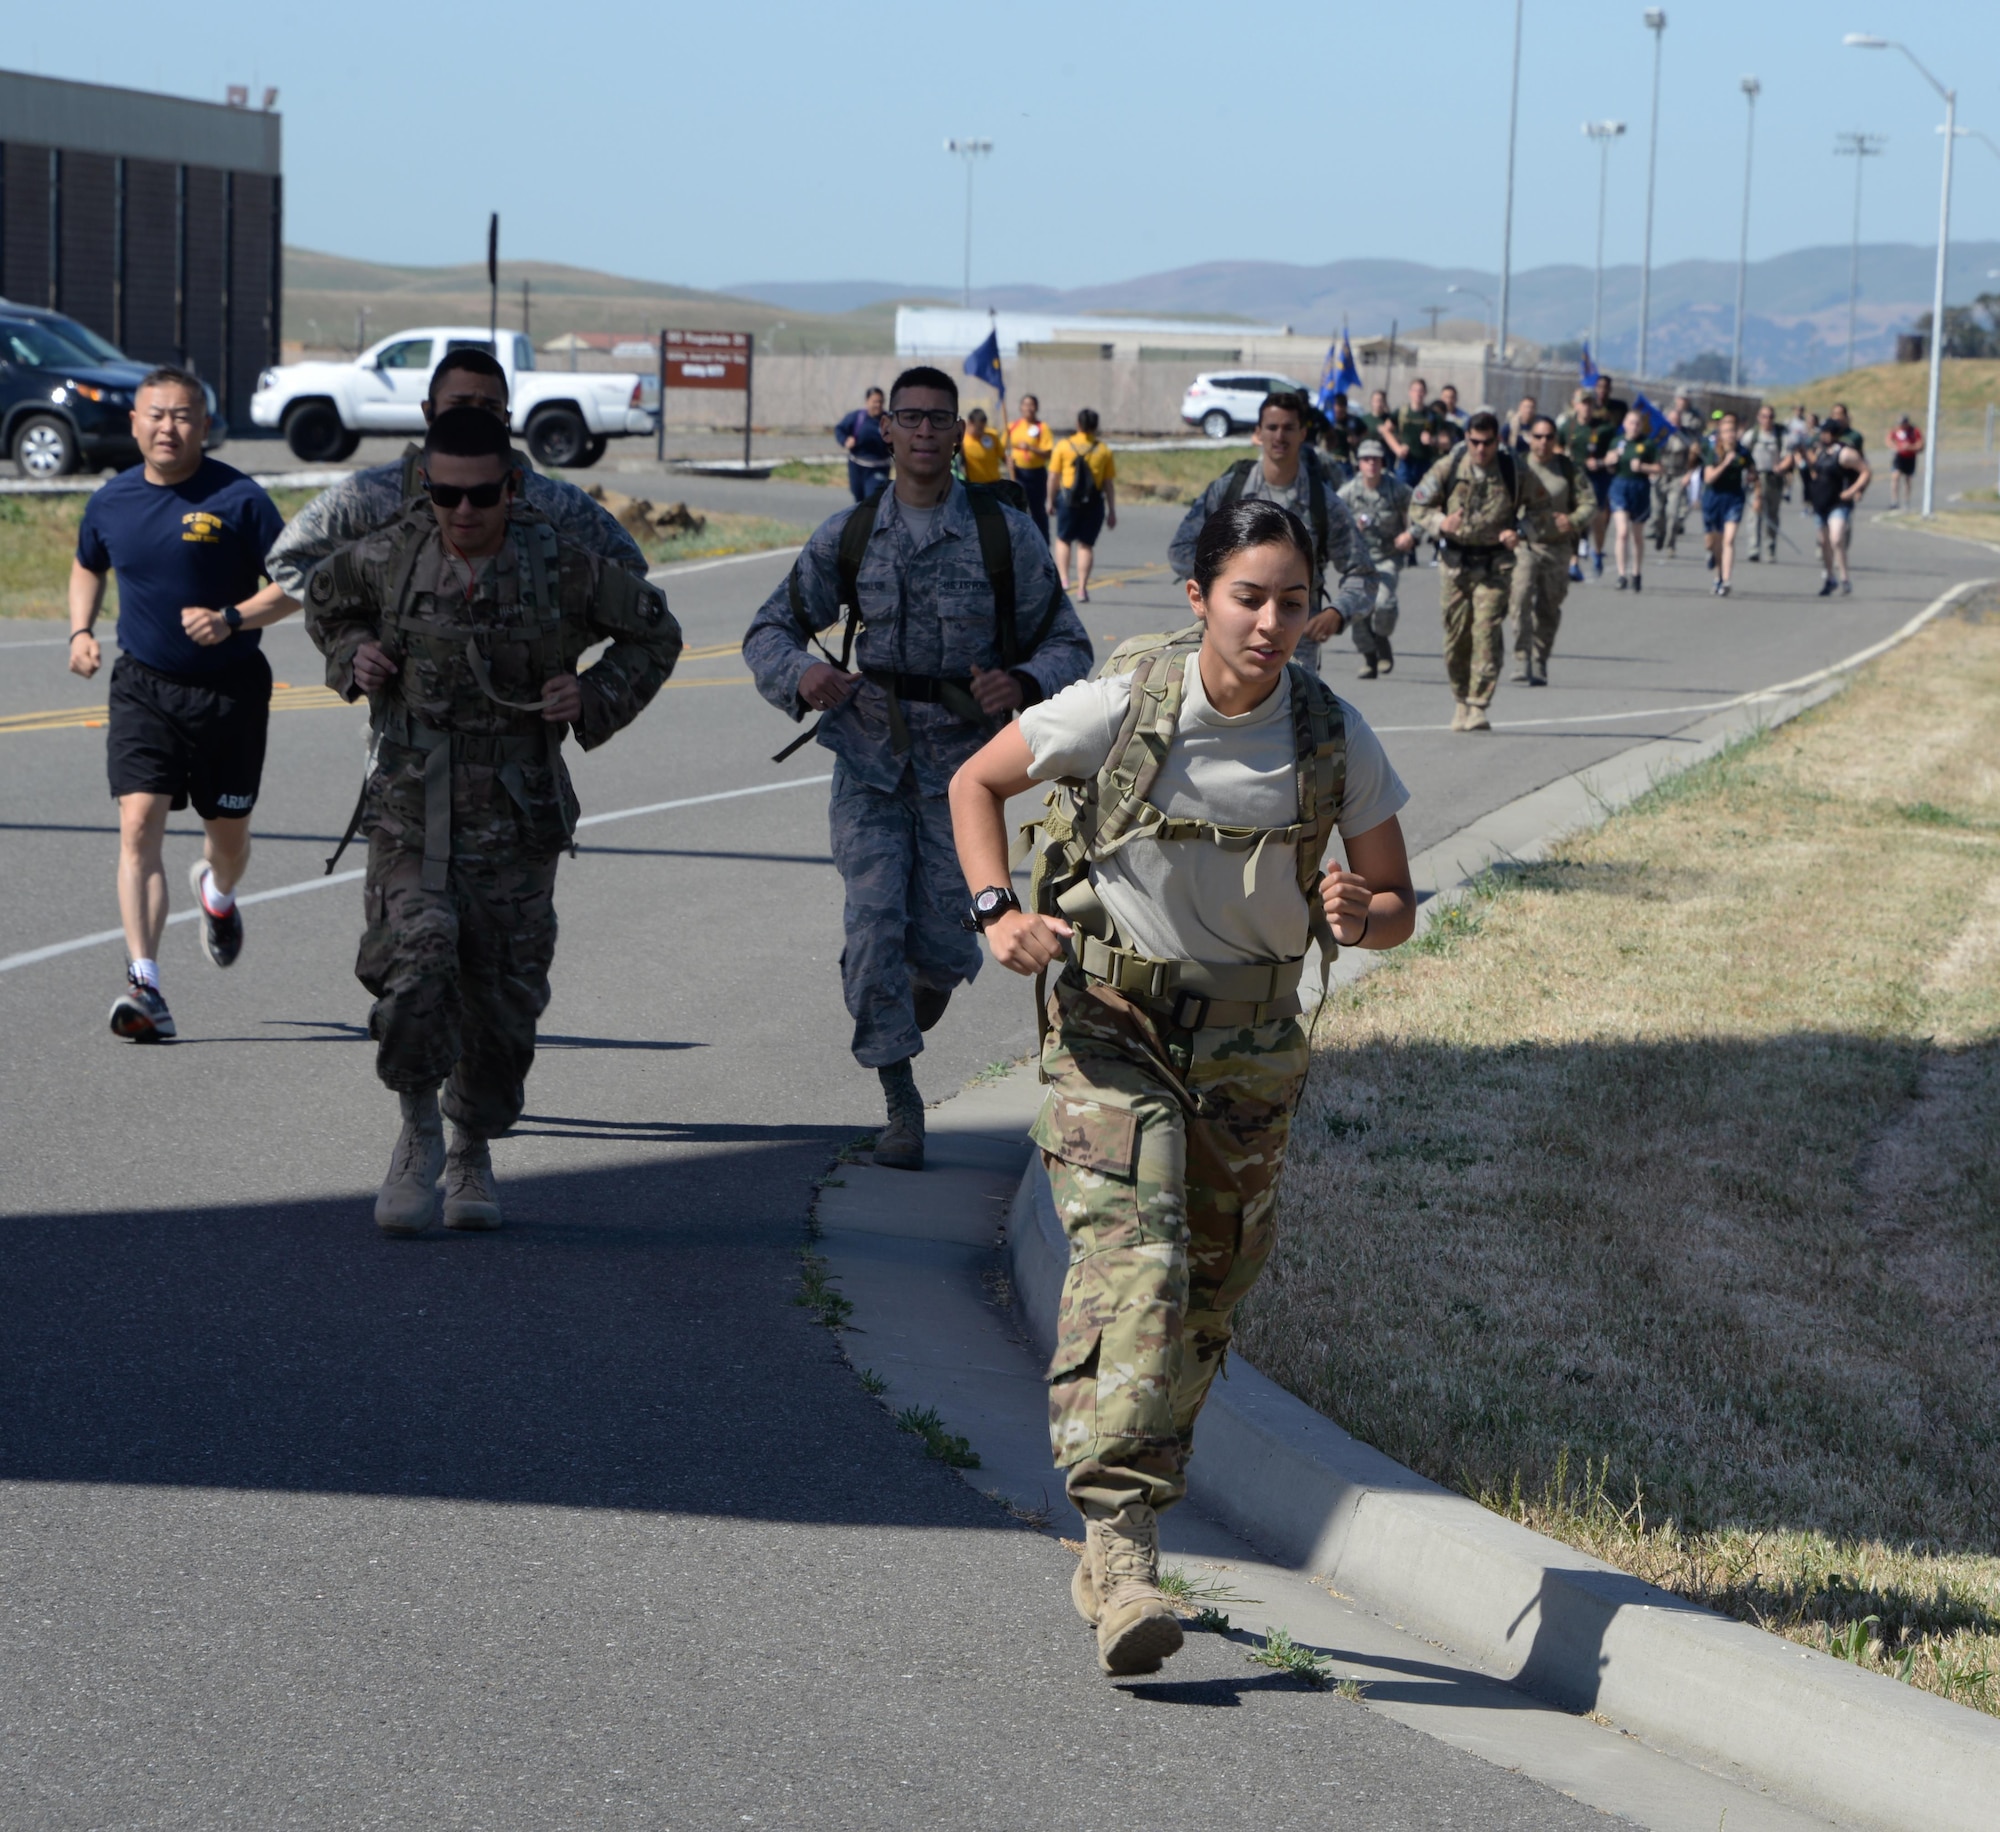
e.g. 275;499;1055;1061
106;650;273;819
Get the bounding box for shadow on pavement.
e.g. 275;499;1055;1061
0;1139;1001;1531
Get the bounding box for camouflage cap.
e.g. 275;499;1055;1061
1356;439;1387;459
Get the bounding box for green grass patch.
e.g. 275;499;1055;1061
893;1404;980;1468
641;513;808;566
1245;1627;1335;1687
794;1250;853;1330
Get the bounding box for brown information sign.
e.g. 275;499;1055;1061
662;329;750;389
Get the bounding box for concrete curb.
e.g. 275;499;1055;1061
1006;574;2000;1832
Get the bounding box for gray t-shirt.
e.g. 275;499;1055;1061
897;495;944;547
1019;652;1408;965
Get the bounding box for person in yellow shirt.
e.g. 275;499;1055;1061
1007;393;1055;544
1049;408;1116;601
960;407;1004;485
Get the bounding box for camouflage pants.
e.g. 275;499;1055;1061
1508;544;1571;668
1033;975;1309;1515
1440;556;1513;708
1349;561;1402;661
356;835;558;1138
829;761;982;1069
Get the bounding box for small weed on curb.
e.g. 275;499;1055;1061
795;1250;853;1329
855;1366;887;1397
895;1404;981;1469
1158;1566;1259;1612
1189;1607;1232;1633
1246;1627;1335;1687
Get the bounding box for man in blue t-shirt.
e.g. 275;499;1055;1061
67;365;287;1043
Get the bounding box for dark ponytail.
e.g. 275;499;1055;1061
1190;499;1316;599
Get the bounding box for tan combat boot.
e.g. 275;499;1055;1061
1093;1504;1184;1675
1071;1517;1108;1625
1463;703;1493;733
442;1127;501;1231
375;1088;446;1236
1450;699;1470;732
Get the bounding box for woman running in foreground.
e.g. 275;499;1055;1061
948;499;1417;1676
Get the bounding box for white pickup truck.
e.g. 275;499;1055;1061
249;326;658;468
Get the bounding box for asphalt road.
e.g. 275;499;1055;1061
0;457;1991;1828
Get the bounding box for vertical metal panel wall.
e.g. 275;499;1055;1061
0;125;280;428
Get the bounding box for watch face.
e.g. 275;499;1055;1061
976;890;1004;914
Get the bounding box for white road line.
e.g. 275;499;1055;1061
0;636;76;650
0;773;834;977
648;546;801;584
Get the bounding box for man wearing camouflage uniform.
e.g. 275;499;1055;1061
744;366;1090;1171
1167;390;1374;675
1409;410;1556;732
1647;395;1702;557
304;409;681;1234
1336;438;1414;679
1508;415;1591;687
266;346;645;606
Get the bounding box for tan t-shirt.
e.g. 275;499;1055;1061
1019;652;1407;964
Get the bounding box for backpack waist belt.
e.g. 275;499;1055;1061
860;669;986;751
1440;540;1507;561
369;703;563;893
1075;933;1304;1029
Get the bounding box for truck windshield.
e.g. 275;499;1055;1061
514;335;535;372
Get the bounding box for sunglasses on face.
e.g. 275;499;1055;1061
1466;435;1498;449
886;408;959;431
425;476;510;509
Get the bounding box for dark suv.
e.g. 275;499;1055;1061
0;304;225;479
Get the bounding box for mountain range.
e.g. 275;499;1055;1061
728;243;2000;383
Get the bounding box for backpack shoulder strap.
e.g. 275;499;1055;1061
1288;667;1348;900
966;488;1019;665
1086;643;1192;856
1302;448;1330;563
786;490;883;669
1219;458;1256;510
1497;448;1518;500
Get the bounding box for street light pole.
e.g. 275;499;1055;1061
1637;9;1667;381
1833;131;1886;375
1844;35;1952;517
944;138;993;310
1496;0;1525;362
1584;121;1627;364
1731;78;1760;389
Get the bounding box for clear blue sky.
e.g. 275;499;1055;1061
23;0;2000;293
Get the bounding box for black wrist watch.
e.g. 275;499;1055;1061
222;604;244;632
961;885;1021;932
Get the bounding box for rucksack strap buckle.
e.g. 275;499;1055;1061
1169;990;1211;1032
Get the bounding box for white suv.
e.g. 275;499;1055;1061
1180;371;1313;439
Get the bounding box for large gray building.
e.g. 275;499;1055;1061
0;68;281;427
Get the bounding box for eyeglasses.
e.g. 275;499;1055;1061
434;392;510;420
886;408;959;431
424;476;510;509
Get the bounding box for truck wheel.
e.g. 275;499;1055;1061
576;435;608;468
284;401;350;463
1201;409;1232;440
12;414;78;478
333;431;362;461
526;407;588;469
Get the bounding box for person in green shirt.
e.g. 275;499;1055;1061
1604;408;1662;591
1700;411;1751;597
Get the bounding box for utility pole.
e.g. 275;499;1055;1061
1422;304;1445;336
486;213;498;349
1731;78;1760;388
1843;34;1953;516
1497;0;1525;361
521;278;531;341
943;138;993;309
1637;9;1667;380
1584;122;1627;364
1834;131;1886;375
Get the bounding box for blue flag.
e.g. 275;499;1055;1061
1632;392;1671;437
1317;328;1361;415
964;327;1004;405
1580;343;1600;388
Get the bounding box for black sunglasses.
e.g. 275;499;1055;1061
425;476;510;509
886;407;960;431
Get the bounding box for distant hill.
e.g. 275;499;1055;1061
281;249;903;355
285;242;2000;382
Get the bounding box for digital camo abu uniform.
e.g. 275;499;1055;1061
305;503;680;1226
268;443;646;601
1509;446;1590;684
1336;464;1412;670
1020;628;1407;1668
1408;443;1555;728
1167;450;1375;675
743;481;1091;1074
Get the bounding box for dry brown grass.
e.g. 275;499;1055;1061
1240;591;2000;1714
